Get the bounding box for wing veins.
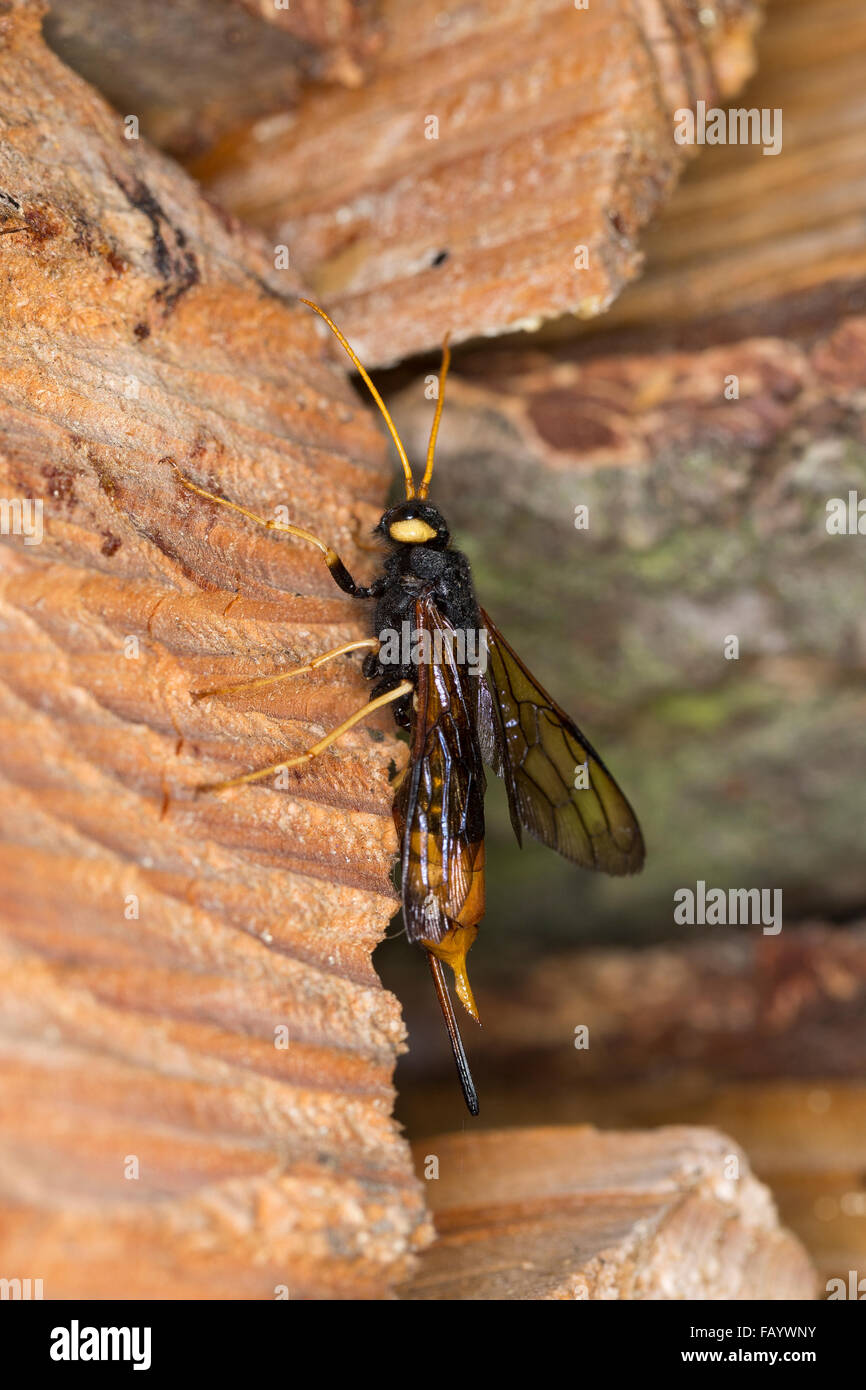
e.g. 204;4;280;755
480;608;644;875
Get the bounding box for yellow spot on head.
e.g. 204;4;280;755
389;518;438;543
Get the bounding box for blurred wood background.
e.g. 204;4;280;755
402;1127;815;1299
0;0;862;1297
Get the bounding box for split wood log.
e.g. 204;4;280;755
0;1;431;1299
43;0;375;158
581;0;866;342
193;0;764;365
391;929;866;1292
400;1126;816;1299
393;928;866;1294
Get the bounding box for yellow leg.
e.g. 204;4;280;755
191;637;379;702
198;679;412;793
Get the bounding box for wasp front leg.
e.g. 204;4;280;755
169;460;384;601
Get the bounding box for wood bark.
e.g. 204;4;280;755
193;0;764;364
585;0;866;341
43;0;375;158
0;0;429;1299
401;1126;816;1300
0;0;860;1304
425;924;866;1082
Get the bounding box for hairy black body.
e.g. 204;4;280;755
328;498;483;728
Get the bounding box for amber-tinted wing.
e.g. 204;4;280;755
394;594;486;1017
479;608;644;875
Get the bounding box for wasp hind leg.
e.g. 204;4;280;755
197;678;412;793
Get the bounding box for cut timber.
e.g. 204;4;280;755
44;0;375;157
194;0;763;365
583;0;866;340
392;933;866;1292
0;2;429;1298
401;1126;816;1300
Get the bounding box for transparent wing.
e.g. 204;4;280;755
480;608;644;875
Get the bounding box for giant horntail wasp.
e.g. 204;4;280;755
174;301;645;1114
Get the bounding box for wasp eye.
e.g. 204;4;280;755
389;518;438;543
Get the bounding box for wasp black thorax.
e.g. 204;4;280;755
363;499;484;726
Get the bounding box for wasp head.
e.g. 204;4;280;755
378;499;450;548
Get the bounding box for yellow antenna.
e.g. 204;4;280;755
300;299;415;500
418;334;451;500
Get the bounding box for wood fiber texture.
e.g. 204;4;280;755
194;0;763;364
44;0;375;157
0;0;849;1304
0;1;429;1299
592;0;866;339
401;1126;816;1300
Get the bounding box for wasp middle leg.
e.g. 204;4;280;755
191;638;380;702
